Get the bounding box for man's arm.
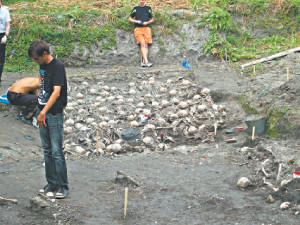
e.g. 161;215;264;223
5;21;10;36
37;86;61;127
142;17;154;26
129;16;141;24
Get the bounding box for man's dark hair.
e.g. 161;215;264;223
28;40;50;57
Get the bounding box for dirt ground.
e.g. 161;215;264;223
0;55;300;224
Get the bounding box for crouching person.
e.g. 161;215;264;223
28;40;69;199
7;77;39;124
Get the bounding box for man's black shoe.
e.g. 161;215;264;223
39;183;59;197
55;186;69;199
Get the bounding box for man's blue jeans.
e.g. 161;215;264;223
39;111;69;188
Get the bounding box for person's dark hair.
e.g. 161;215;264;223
28;40;50;58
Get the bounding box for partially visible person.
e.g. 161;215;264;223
7;77;39;124
28;40;69;199
129;0;154;67
0;0;11;87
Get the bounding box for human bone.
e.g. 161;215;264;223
129;89;136;95
148;77;155;84
178;110;188;117
102;116;110;121
77;108;86;115
152;101;159;108
103;85;110;91
145;124;155;130
193;94;201;100
65;119;75;126
161;100;169;108
101;91;109;97
237;177;251;188
143;137;154;145
108;120;117;127
280;202;290;210
75;146;86;155
74;123;84;130
198;124;206;131
127;115;135;121
127;98;134;103
169;89;177;96
182;79;190;86
64;127;72;134
160;87;168;93
166;79;173;84
106;144;122;153
89;89;97;94
201;88;210;95
117;98;125;105
77;99;85;105
65;106;74;112
169;113;178;121
130;121;139;127
99;121;108;128
178;101;189;109
188;126;198;135
197;105;207;112
129;82;135;87
86;118;94;124
76;93;84;99
99;107;107;112
135;108;143;114
137;102;145;108
171;97;180;104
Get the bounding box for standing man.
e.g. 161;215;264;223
129;0;154;67
0;0;11;87
28;40;69;199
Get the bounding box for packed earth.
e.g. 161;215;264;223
0;52;299;224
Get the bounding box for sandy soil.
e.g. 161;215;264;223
0;56;299;224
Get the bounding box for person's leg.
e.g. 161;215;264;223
39;113;58;186
140;40;149;63
0;38;6;84
7;92;38;119
47;112;68;188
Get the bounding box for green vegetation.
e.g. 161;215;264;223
190;0;299;63
266;107;293;138
4;0;299;72
239;96;258;114
5;0;186;71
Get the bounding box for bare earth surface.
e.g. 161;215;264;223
0;56;299;224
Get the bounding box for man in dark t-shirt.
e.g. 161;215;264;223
28;40;69;199
129;0;154;67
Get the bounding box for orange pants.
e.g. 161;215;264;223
134;27;152;44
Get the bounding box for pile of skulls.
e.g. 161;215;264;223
63;74;227;156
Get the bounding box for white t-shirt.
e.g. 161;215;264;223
0;6;11;33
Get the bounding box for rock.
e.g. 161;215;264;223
30;196;49;208
266;195;274;203
237;177;251;188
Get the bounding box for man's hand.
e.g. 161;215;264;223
37;111;47;128
1;35;7;44
142;22;148;26
135;20;142;24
